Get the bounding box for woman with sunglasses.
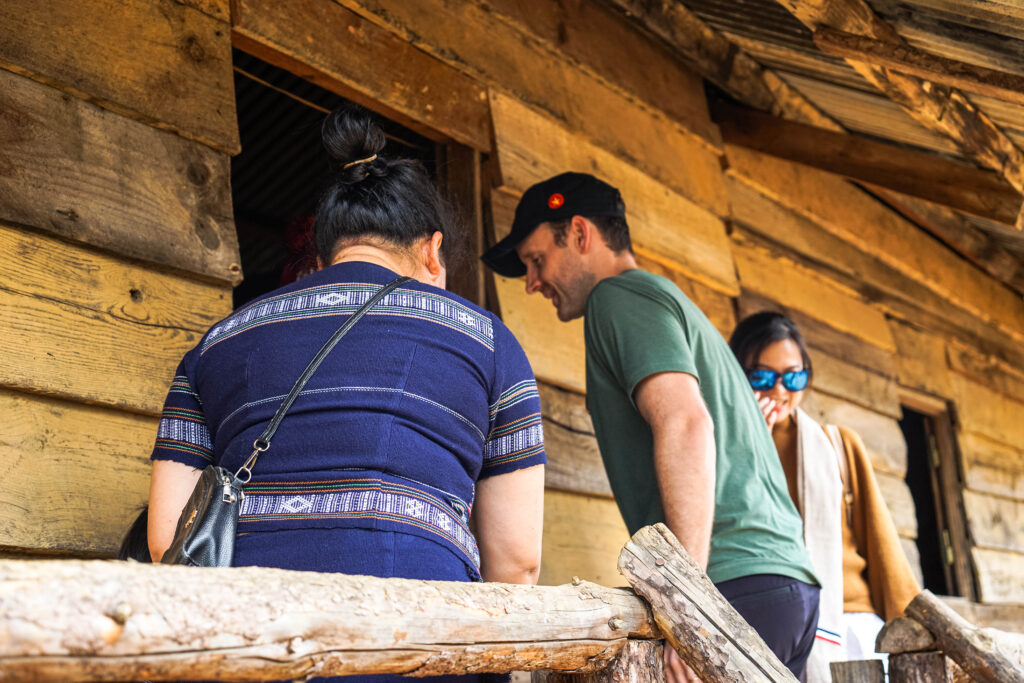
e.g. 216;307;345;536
729;312;918;682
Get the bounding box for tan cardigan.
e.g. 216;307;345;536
837;425;920;621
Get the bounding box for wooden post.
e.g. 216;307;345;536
618;523;798;682
441;143;486;307
889;652;959;683
537;640;664;682
830;660;884;683
0;559;658;682
905;590;1024;683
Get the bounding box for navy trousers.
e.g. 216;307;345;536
716;574;820;681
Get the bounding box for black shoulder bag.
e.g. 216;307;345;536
161;276;412;566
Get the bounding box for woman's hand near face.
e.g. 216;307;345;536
756;392;779;431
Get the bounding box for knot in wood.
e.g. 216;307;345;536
608;617;625;631
111;602;132;625
654;557;665;567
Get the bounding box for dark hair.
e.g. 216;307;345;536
117;506;151;562
314;106;462;268
548;215;633;254
729;311;813;381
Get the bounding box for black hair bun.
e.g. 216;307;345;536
321;105;387;184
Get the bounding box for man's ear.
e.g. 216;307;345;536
316;255;326;271
570;215;594;254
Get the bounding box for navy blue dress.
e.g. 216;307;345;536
151;261;546;682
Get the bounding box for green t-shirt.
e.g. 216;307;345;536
584;269;818;585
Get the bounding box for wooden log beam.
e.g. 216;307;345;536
904;589;1024;683
877;617;938;654
813;27;1024;107
231;0;491;151
889;652;965;683
772;0;1024;229
540;640;665;682
603;0;843;131
0;560;657;682
618;524;798;682
713;100;1023;227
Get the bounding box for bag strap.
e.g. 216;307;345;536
234;276;412;482
825;423;854;525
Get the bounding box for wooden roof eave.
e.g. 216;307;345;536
602;0;1024;297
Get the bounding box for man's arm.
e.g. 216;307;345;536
633;371;716;568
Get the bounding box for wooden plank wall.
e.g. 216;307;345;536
2;0;1023;613
321;0;1024;604
0;0;238;555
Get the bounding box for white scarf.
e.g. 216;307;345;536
794;408;846;682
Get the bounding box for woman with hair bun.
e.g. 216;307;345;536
147;106;545;682
729;312;918;682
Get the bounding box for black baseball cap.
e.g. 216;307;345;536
481;172;626;277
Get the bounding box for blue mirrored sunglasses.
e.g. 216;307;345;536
747;368;809;392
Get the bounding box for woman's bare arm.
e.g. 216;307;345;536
473;464;545;584
147;459;203;562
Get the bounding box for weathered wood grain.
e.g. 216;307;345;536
540;490;628;588
728;151;1024;371
232;0;491;151
0;559;657;681
716;100;1022;226
489;93;736;296
814;27;1024;107
875;192;1024;296
1;281;204;416
889;319;953;399
831;660;884;683
951;375;1024;450
603;0;842;131
494;274;586;393
947;340;1024;405
543;639;664;683
618;524;798;682
959;433;1024;501
725;145;1024;342
482;0;720;147
875;471;919;539
963;490;1024;554
0;223;231;334
0;70;241;284
942;597;1024;631
737;291;898;379
973;547;1024;604
775;0;1024;222
812;351;902;419
905;589;1024;682
731;235;897;352
800;392;908;477
889;652;957;683
0;391;155;554
0;0;238;153
337;0;728;216
877;616;937;654
538;384;611;499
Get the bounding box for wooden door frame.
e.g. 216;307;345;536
901;388;978;599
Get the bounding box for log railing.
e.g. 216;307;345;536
3;524;1021;682
0;524;797;682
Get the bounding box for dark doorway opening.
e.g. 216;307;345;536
230;49;436;308
900;406;976;598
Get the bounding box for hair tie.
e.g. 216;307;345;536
343;154;378;169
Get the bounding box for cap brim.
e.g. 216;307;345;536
480;233;527;278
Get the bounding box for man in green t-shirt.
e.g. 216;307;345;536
482;172;820;682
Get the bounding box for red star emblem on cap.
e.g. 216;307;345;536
548;193;564;209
